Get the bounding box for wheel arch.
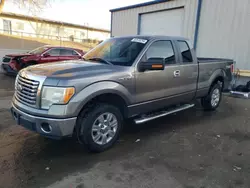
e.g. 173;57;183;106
209;69;226;91
72;81;133;118
79;93;129;118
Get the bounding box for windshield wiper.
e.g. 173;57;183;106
87;57;113;65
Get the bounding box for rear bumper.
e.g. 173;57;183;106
1;63;17;75
10;103;77;139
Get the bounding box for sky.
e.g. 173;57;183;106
3;0;148;30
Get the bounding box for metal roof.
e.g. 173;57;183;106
110;0;170;12
0;12;110;33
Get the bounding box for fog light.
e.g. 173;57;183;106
41;123;52;133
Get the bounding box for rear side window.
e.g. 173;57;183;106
60;49;76;56
145;40;175;65
47;49;60;56
72;50;79;55
178;41;193;63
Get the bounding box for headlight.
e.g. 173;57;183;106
41;86;75;109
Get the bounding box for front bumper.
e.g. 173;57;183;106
11;103;77;139
1;63;17;75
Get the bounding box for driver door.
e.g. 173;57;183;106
133;40;181;114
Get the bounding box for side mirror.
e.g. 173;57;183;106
43;53;50;57
139;58;165;72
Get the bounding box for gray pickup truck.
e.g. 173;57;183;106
11;36;234;152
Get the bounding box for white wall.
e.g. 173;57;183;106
196;0;250;70
111;0;198;43
0;18;3;31
0;16;110;41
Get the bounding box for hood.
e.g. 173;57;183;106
25;60;127;78
6;53;33;58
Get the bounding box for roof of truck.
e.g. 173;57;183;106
112;35;188;41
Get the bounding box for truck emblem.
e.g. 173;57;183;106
17;84;23;92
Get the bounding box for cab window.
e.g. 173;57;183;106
178;41;193;63
143;40;175;65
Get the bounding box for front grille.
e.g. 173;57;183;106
15;76;39;106
2;57;11;63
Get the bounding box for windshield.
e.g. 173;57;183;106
83;37;148;66
29;46;49;54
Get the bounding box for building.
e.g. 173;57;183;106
110;0;250;75
0;12;110;42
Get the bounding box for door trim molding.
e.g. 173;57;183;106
128;90;196;108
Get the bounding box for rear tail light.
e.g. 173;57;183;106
231;64;234;73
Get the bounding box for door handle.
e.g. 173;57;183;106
174;70;180;77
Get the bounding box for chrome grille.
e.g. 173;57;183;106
15;75;39;106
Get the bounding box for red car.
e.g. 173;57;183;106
1;45;85;75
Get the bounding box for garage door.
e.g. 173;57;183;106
139;8;184;36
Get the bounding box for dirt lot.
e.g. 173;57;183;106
0;74;250;188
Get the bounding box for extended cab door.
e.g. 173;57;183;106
134;40;184;114
174;40;198;100
40;48;60;63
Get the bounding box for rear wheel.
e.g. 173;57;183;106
201;83;222;111
76;103;123;152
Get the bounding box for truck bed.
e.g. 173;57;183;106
196;57;234;93
198;57;233;63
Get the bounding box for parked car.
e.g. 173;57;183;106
1;45;85;75
11;36;234;152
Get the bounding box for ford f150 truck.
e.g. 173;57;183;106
10;36;234;152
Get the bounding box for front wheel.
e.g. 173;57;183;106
76;103;123;152
201;83;222;111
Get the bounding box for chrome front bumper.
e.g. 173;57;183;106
11;103;77;139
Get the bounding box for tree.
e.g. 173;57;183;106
0;0;5;13
0;0;51;15
14;0;51;15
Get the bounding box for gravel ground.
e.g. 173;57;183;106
0;74;250;188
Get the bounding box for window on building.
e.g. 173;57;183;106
56;26;60;35
178;41;193;63
3;20;12;34
40;27;50;35
80;32;85;38
16;22;24;30
144;40;175;65
69;35;74;42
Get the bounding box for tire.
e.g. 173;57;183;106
76;103;123;153
201;83;222;111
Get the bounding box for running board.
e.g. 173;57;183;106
134;104;195;124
